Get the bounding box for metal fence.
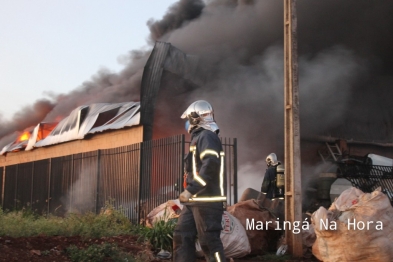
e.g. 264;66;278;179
337;162;393;204
0;134;237;223
0;167;3;209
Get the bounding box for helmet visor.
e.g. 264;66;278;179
180;110;188;119
185;120;190;132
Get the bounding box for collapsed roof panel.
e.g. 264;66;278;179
25;122;58;151
1;129;34;155
77;102;138;136
0;102;140;155
140;42;200;141
34;102;140;149
1;140;27;154
88;105;140;134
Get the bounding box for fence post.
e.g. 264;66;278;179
138;141;145;224
31;162;34;209
15;165;18;209
70;154;74;211
1;167;5;208
47;159;51;215
181;134;185;192
96;150;101;214
233;138;238;204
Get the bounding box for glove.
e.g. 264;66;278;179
179;190;192;203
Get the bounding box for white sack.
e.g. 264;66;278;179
312;187;393;262
148;201;250;258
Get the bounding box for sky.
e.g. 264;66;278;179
0;0;179;120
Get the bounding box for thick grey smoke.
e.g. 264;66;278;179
155;0;374;162
0;0;204;148
152;0;393;190
1;0;393;191
0;99;55;149
147;0;205;42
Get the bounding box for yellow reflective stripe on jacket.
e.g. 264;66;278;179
200;149;219;159
189;144;226;202
214;252;221;262
219;151;225;196
188;196;227;202
190;145;207;186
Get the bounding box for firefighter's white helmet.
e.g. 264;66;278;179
266;153;279;167
181;100;219;134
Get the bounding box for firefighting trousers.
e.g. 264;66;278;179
173;203;225;262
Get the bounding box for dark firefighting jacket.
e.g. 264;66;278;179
261;165;278;199
184;127;226;204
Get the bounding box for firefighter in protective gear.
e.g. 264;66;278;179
173;100;226;262
261;153;281;200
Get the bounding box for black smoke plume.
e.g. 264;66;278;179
1;0;393;191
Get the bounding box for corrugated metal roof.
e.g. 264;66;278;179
25;122;58;151
34;102;140;148
0;102;140;155
0;140;28;154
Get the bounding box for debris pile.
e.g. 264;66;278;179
146;199;251;258
227;198;282;255
311;187;393;262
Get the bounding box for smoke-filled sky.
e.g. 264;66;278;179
1;0;393;191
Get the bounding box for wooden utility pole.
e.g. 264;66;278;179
284;0;303;257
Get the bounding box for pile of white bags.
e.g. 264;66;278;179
220;211;251;257
196;211;251;258
312;187;393;262
227;199;282;255
147;200;251;258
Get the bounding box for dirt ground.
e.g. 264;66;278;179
0;235;319;262
0;235;158;262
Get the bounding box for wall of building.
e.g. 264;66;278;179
0;125;143;167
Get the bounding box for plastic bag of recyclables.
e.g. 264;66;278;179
311;187;393;262
146;200;251;258
146;199;182;227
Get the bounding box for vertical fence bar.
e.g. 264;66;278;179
3;165;17;210
15;165;18;209
220;137;238;206
96;150;101;214
48;158;51;215
138;141;145;223
338;163;393;204
99;143;141;223
31;162;34;208
0;167;4;208
233;138;238;203
30;160;50;215
16;163;34;209
1;135;236;221
136;142;142;224
180;134;185;193
74;151;98;214
70;154;74;212
223;137;229;205
227;139;231;203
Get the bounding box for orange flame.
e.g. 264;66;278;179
18;131;30;142
55;115;64;122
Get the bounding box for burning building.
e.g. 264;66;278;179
0;39;239;221
0;102;142;164
1;102;140;154
1;0;393;212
